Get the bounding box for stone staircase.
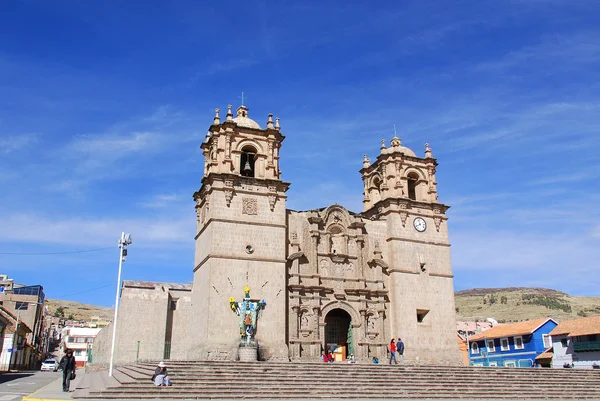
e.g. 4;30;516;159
81;361;600;399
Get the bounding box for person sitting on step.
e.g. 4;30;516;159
152;361;172;386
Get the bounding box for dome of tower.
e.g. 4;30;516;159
233;105;261;129
383;136;416;157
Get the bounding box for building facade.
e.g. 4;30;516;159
549;315;600;369
468;318;557;367
0;283;47;369
60;327;102;367
93;103;461;365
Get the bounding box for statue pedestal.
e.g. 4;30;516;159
238;344;258;362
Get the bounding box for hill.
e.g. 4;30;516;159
455;287;600;323
46;287;600;324
46;299;113;322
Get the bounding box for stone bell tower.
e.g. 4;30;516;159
360;135;461;363
190;104;290;361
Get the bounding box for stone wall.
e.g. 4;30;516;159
91;282;192;366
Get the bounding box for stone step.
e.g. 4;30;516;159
83;360;600;400
129;365;599;378
120;369;600;384
83;390;600;400
132;364;600;377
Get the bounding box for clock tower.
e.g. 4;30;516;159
360;136;459;362
190;104;289;361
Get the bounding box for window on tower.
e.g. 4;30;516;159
407;173;418;200
240;146;256;177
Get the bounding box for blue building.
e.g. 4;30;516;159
468;318;557;367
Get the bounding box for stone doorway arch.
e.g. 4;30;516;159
320;302;360;361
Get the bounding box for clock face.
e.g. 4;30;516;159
413;217;427;232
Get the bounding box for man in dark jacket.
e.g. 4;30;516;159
397;338;405;363
59;349;77;392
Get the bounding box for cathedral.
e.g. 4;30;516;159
92;103;461;365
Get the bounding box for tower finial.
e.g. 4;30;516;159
214;108;221;124
425;143;433;158
267;113;274;129
381;139;387;150
226;105;233;121
239;92;246;106
363;154;371;168
275;117;280;130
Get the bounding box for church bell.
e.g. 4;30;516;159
243;160;252;173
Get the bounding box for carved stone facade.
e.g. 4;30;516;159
95;103;461;366
190;104;460;364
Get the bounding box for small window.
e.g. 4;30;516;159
505;361;516;368
471;342;479;354
514;336;524;349
86;337;94;343
416;309;429;323
67;337;74;343
487;339;495;353
74;350;82;356
488;361;498;367
500;338;510;351
561;338;568;347
170;300;177;311
77;337;85;343
15;301;29;311
542;334;551;348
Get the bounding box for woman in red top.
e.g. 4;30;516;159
389;339;398;364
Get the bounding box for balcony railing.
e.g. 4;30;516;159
573;341;600;352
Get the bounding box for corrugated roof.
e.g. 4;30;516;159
550;315;600;337
469;318;555;341
123;280;192;291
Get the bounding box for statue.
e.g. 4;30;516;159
229;286;266;346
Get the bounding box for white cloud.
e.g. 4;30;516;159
0;213;194;247
139;194;181;208
67;131;158;156
452;229;600;273
0;133;38;154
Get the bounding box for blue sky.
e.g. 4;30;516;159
1;0;599;306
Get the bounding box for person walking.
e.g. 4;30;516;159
389;338;398;364
59;349;77;392
397;337;405;363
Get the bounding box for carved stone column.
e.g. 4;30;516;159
310;231;320;274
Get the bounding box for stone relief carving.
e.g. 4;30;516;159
242;198;258;215
400;211;408;227
434;216;442;232
300;313;309;329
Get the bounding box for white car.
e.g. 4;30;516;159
41;359;59;372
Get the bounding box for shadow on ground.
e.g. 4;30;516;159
0;372;35;384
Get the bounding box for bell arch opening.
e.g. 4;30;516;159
324;308;353;360
240;145;256;177
407;172;419;200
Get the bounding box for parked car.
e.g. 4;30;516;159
41;359;59;372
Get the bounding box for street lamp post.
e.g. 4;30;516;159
109;232;132;377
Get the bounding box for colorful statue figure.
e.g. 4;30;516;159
229;286;266;344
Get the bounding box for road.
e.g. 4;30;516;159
0;371;61;401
